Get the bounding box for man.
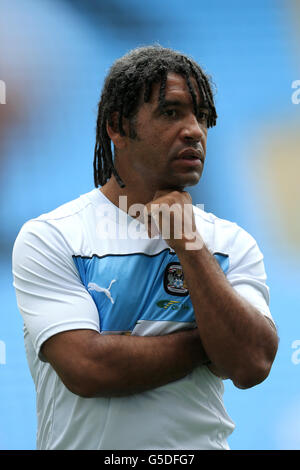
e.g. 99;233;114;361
12;46;278;450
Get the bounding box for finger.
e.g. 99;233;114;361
143;204;160;238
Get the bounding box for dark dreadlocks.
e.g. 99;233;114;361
93;45;217;188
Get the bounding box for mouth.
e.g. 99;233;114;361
175;147;204;162
171;147;204;169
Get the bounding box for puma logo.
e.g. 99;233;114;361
87;280;116;304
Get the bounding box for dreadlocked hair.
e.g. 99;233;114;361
93;45;217;188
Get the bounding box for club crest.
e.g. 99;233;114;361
163;262;189;296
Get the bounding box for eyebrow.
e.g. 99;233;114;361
158;99;188;109
156;99;209;113
161;100;183;107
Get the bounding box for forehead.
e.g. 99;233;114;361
152;72;202;105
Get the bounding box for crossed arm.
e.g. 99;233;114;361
42;243;278;398
175;244;278;389
42;191;278;397
42;327;210;398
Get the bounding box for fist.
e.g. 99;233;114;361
143;190;204;252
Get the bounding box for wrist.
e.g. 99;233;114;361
171;233;205;255
182;328;211;367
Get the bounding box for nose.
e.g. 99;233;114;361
180;114;206;144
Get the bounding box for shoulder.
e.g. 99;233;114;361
192;204;257;254
36;188;99;224
192;206;272;317
13;189;99;250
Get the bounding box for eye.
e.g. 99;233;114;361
163;109;177;118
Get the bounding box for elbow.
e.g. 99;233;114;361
233;368;271;390
66;379;110;398
234;371;268;390
233;336;279;390
70;383;98;399
66;374;115;398
63;369;122;399
56;365;110;398
61;376;99;398
233;357;275;390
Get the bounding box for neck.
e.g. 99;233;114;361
100;176;158;211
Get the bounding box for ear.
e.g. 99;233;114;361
106;112;129;149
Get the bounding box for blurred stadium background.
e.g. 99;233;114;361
0;0;299;450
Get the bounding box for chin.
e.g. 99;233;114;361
166;171;202;190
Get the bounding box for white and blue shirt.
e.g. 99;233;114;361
12;188;273;450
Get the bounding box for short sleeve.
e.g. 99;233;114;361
226;226;275;325
12;219;100;361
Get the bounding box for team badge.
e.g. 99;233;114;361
163;262;189;296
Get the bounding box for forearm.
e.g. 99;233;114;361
89;330;209;397
47;328;210;398
176;244;278;388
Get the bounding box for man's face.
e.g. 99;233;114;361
119;72;209;192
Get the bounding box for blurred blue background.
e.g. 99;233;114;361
1;0;299;450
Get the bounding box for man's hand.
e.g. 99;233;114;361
144;191;278;389
144;190;204;251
